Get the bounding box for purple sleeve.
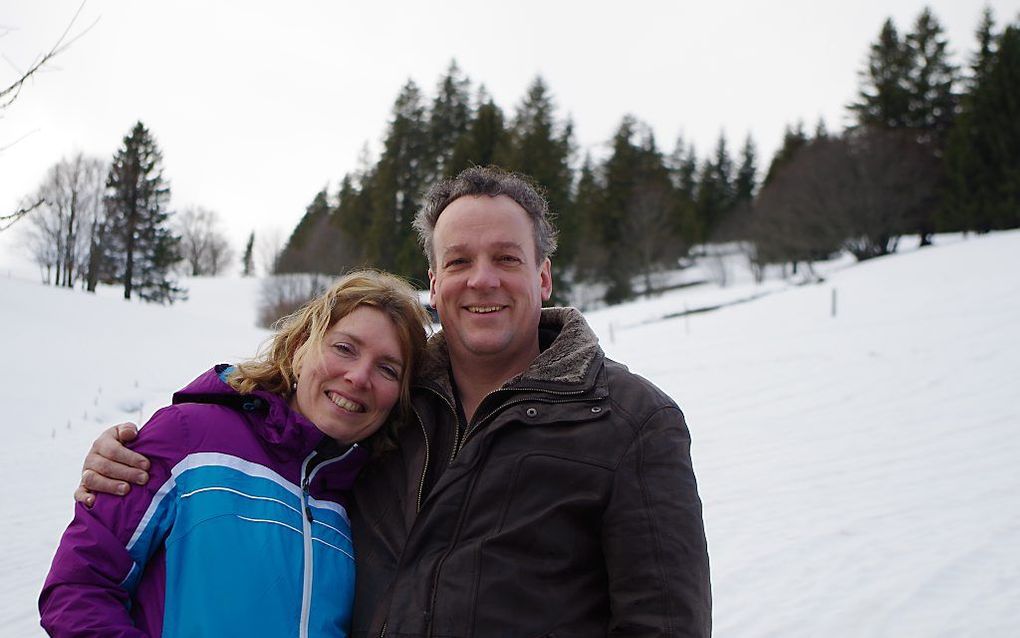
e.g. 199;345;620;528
39;406;191;637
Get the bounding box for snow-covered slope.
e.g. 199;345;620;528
2;233;1018;636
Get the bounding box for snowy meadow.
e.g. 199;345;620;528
2;231;1018;636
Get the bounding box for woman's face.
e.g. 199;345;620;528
291;305;405;444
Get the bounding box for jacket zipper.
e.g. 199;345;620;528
418;386;603;636
299;450;316;638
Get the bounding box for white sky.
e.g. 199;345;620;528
2;0;1016;271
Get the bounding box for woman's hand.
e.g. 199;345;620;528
74;423;151;507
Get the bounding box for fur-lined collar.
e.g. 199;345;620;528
414;307;602;400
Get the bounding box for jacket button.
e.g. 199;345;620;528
525;408;538;417
591;406;602;414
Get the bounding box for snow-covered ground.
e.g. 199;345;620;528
2;231;1018;636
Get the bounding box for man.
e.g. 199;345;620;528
77;166;712;636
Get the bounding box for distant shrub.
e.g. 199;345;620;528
256;273;332;328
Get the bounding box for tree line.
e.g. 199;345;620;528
277;6;1019;306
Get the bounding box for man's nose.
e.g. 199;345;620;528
467;261;500;289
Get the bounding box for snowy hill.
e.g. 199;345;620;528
2;232;1019;636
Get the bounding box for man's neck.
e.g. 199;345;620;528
448;348;538;422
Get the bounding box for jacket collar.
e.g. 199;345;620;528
413;307;604;403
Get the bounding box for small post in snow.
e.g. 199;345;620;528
831;288;838;318
608;322;615;344
685;304;690;335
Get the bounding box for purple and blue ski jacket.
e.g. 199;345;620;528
40;365;369;637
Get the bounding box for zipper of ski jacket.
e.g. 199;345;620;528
299;442;361;638
299;449;316;638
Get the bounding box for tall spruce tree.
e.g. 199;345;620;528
944;20;1020;231
449;86;510;171
905;8;959;149
764;122;808;186
427;61;473;181
734;134;759;206
367;80;431;281
277;189;331;273
506;77;574;302
695;132;735;241
104;121;184;303
850;18;912;129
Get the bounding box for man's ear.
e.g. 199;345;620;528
539;258;552;302
428;268;437;307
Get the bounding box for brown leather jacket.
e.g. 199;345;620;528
351;307;711;637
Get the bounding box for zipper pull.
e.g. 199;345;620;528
302;475;313;522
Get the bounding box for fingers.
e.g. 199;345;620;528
80;467;134;499
93;423;150;474
74;484;96;508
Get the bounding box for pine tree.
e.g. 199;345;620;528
427;60;473;181
277;189;331;273
242;231;255;276
506;77;574;301
695;132;735;241
734;134;759;206
905;7;959;149
104;121;184;303
764;122;808;186
850;18;912;129
367;80;431;281
944;21;1020;231
449;86;510;172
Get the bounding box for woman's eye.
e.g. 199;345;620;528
333;343;354;356
379;365;400;381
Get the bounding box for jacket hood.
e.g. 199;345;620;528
172;366;368;474
414;307;604;400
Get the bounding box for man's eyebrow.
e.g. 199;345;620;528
440;241;525;255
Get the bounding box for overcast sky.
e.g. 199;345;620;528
2;0;1016;275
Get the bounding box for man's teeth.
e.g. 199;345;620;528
468;305;501;313
328;392;364;412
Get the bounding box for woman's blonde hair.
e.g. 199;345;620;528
229;269;430;452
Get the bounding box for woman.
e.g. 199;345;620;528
40;270;429;637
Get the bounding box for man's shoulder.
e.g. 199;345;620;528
603;357;682;417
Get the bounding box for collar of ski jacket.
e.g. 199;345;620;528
171;365;369;486
412;306;606;402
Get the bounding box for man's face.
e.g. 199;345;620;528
428;194;552;374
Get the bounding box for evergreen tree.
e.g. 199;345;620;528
695;132;735;241
367;80;431;281
506;77;574;301
944;21;1020;231
668;136;700;246
242;230;255;276
277;189;331;273
448;86;510;172
905;7;959;149
734;134;759;206
969;7;998;90
850;18;912;129
764;122;808;186
104;121;184;303
427;60;473;181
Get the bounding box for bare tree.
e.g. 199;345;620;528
256;226;285;276
624;180;686;293
749;128;937;270
175;206;234;276
24;153;106;286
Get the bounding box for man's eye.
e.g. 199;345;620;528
445;258;467;268
499;255;522;264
